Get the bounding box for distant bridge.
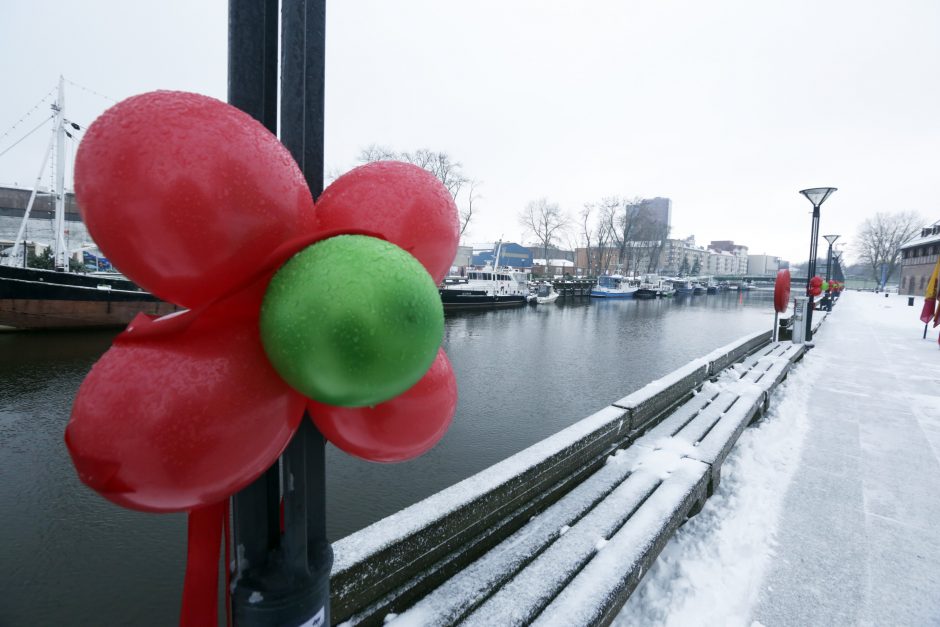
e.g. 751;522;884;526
714;275;810;285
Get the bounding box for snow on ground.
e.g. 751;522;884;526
614;341;819;626
616;291;940;626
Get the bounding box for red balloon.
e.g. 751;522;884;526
65;308;305;512
809;275;823;297
311;161;459;283
774;269;791;313
308;348;457;462
75;91;314;308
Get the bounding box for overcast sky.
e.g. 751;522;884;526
2;0;938;263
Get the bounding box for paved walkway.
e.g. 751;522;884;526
754;292;940;626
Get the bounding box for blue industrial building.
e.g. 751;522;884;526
472;242;532;268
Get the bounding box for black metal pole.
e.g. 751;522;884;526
805;205;820;340
228;0;281;590
279;0;332;622
228;0;332;625
824;242;833;310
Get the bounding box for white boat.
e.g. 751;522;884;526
531;282;559;305
672;279;694;295
635;275;675;299
590;274;640;298
439;242;529;311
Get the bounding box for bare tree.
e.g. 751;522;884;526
461;179;480;237
519;198;570;274
358;145;476;236
853;211;923;283
596;196;644;275
579;204;595;276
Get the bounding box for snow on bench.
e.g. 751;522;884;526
388;341;806;627
631;342;805;498
331;331;783;625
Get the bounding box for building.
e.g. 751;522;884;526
472;242;532;268
706;249;737;275
525;245;574;262
661;237;708;276
449;245;474;275
575;241;668;277
709;240;749;275
0;185;94;265
636;197;671;232
532;258;576;277
899;221;940;295
747;254;785;276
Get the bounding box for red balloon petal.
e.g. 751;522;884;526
75;91;314;308
308;348;457;462
66;309;305;512
312;162;459;283
774;269;791;313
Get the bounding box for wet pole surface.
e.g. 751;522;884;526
228;0;332;625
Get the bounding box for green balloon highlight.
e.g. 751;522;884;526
260;235;444;407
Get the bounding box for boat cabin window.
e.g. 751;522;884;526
537;285;551;297
598;276;621;288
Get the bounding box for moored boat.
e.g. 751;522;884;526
636;275;674;299
0;265;177;330
531;282;559;305
439;262;529;311
672;279;694;295
1;78;177;330
590;274;639;298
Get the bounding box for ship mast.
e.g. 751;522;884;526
5;76;69;269
53;75;68;270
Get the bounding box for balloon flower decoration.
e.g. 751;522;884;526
808;276;823;298
65;90;458;557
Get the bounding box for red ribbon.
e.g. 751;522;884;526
180;501;227;627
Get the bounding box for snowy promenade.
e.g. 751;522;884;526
617;291;940;626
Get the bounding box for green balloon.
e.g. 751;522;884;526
260;235;444;407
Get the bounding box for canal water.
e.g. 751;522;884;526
0;291;776;625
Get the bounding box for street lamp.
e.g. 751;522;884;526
823;234;840;310
799;187;837;339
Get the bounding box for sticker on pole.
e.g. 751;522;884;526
774;269;791;313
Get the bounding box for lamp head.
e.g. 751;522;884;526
799;187;837;208
823;234;840;246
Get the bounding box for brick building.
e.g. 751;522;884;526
899;221;940;295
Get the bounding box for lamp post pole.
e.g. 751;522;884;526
799;188;837;340
228;1;332;625
823;234;840;311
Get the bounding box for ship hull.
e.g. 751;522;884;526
0;266;177;330
439;288;527;311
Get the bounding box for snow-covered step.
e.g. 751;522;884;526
330;331;793;625
531;459;709;627
634;341;805;493
465;458;708;627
